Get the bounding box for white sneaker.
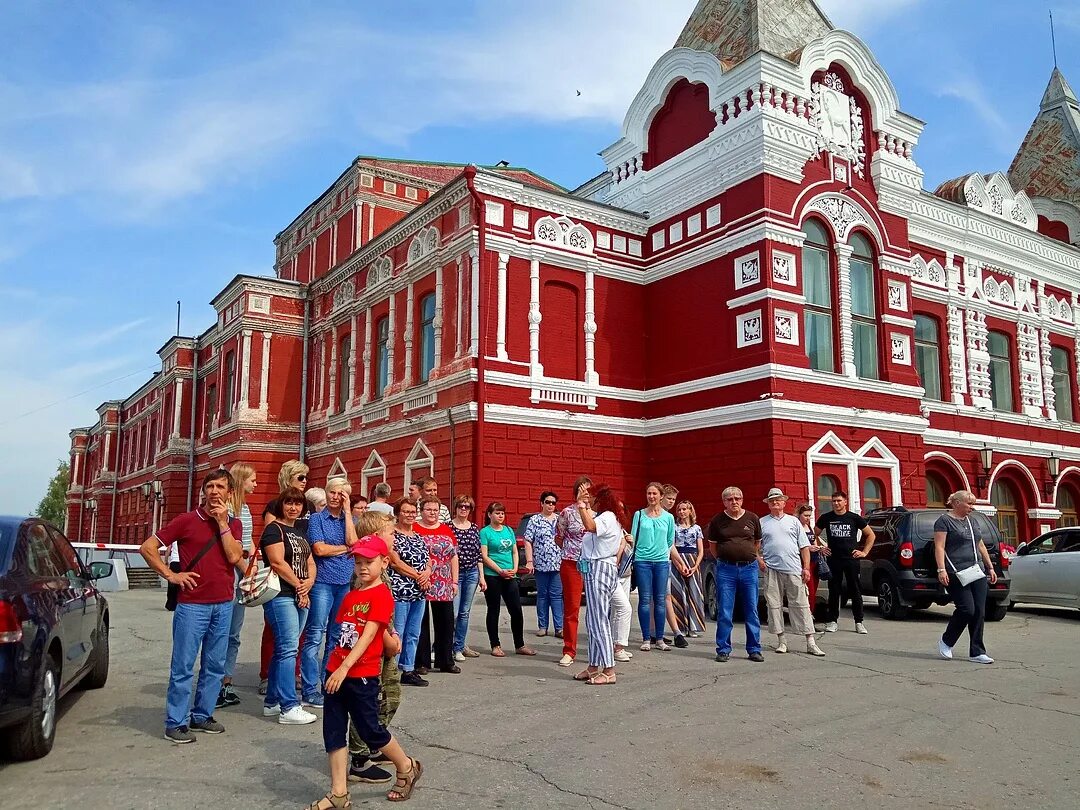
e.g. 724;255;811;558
614;649;632;663
824;622;838;633
969;654;994;664
775;637;788;654
558;654;574;667
855;622;868;635
279;706;317;725
938;638;953;660
262;704;281;717
454;651;465;662
806;640;825;657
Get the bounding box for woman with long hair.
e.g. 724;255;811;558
575;484;627;685
388;499;431;686
449;495;485;661
480;502;535;658
669;499;706;646
631;482;676;651
218;462;257;708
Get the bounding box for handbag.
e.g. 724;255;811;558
814;550;831;581
946;518;986;587
618;512;639;579
237;526;282;607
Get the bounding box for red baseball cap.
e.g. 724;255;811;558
351;535;390;558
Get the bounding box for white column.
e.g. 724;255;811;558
455;256;464;358
329;332;339;413
316;335;325;410
529;257;542;378
72;452;81;487
330;220;338;267
367;204;375;242
834;243;856;378
172;379;184;437
469;247;480;356
403;282;415;385
259;331;272;410
361;307;372;404
946;304;967;404
103;431;111;470
386;292;396;387
434;262;444;372
348;314;358;404
584;264;598;385
240;330;252;410
496;252;509;360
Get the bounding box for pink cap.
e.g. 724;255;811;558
351;535;390;558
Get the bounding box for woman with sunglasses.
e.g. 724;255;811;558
449;495;485;661
523;491;563;637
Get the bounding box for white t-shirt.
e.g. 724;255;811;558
366;501;394;516
582;511;622;561
760;513;809;576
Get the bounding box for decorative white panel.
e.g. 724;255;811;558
734;252;761;290
485;201;504;225
596;231;611;250
512;209;530;229
887;280;907;311
706;204;721;228
652;231;666;251
772;251;796;286
669;222;683;244
458;203;471;228
687;213;702;236
736;310;763;348
383;181;397;194
360;174;373;188
890;333;910;365
612;235;627;253
628;239;642;257
774;309;799;345
249;294;270;314
534;215;594;253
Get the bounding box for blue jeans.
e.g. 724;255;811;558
634;560;670;641
714;561;761;655
394;599;426;671
535;570;564;632
452;567;480;653
165;600;233;730
300;581;350;700
224;578;245;680
263;595;309;712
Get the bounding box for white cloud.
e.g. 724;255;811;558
935;74;1018;154
819;0;924;31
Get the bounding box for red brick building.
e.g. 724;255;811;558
67;0;1080;550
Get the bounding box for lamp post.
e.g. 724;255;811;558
1044;454;1061;501
976;445;994;492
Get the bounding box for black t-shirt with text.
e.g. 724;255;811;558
259;517;311;598
815;510;867;558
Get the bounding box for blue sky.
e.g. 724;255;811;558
1;0;1077;516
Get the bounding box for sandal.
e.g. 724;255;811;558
490;647;505;657
387;758;423;802
515;646;537;656
573;668;596;681
535;629;548;637
586;672;617;686
308;792;350;810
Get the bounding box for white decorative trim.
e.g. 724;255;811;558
687;213;702;237
774;310;799;345
736;310;763;348
403;438;435;489
726;288;807;310
734;251;761;290
402;389;437;413
528;258;542;378
706;204;721;228
811;72;866;177
534;215;594;254
512;208;529;230
496;252;509;361
596;231;611;250
806;431;902;514
887;279;907;311
890;333;911;365
804;195;872;242
772;251;796;286
485;201;504;226
881;314;916;328
407;226;440;265
360;450;387;500
652;230;666;251
669;221;683;244
923;450;973;492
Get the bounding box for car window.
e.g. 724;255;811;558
913;510;999;546
1023;534;1059;555
1055;531;1080;553
46;526;86;582
22;522;62;578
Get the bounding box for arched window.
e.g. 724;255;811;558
914;314;943;401
862;477;884;515
374;317;390;399
849;233;878;380
802;219;834;372
1051;345;1074;422
926;471;948;508
987;331;1014;412
990;479;1019;546
223;351;236;420
337;333;351;412
1057;485;1078;527
815;474;841;517
419;293;436;383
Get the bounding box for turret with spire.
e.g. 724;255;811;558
1008;67;1080;207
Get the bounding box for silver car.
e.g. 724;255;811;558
1009;529;1080;613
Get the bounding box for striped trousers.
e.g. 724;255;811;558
584;559;619;669
670;552;706;634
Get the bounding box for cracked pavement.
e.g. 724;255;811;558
0;590;1077;809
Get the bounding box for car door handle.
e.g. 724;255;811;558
1038;559;1050;564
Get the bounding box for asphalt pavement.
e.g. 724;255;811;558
1;589;1077;809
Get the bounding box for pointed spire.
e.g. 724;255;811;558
1009;67;1080;207
674;0;833;69
1041;67;1079;110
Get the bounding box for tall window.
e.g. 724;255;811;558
1052;345;1074;422
849;233;878;380
815;474;841;517
338;334;351;412
374;317;389;398
990;479;1019;546
926;472;947;508
914;314;943;401
223;351;236;420
205;383;217;434
987;331;1014;412
419;294;436;383
802;219;834;372
1057;485;1078;527
862;478;884;515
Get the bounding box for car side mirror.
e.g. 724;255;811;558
89;561;114;580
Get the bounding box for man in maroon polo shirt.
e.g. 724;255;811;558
140;469;243;744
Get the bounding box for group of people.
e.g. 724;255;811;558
140;460;999;807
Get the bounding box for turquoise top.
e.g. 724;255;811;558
480;525;517;576
632;510;676;562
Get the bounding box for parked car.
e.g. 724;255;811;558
862;507;1011;621
1007;528;1080;612
0;516;112;761
700;555;829;623
514;514;537;598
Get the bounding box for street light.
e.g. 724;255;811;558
140;482;152;500
86;498;97;512
976;445;994;491
1044;453;1061;500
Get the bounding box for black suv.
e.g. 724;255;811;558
862;507;1011;621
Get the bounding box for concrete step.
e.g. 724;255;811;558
127;568;164;590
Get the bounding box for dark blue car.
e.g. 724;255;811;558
0;516;111;760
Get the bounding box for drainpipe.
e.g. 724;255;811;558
447;407;456;503
299;288;312;462
186;338;200;511
109;409;122;543
464;166;487;507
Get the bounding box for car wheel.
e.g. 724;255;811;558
985;600;1009;622
704;574;717;622
876;576;909;620
7;653;59;761
82;620;110;690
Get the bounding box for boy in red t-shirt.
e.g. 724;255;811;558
312;535;423;808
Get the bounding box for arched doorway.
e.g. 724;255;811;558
1056;483;1079;527
926;471;948;508
816;474;841;517
990;479;1021;546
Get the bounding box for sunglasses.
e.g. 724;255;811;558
296;475;307;482
543;500;557;506
457;504;473;510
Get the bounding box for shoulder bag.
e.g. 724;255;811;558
945;518;986;587
238;526;282;607
618;512;639;579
